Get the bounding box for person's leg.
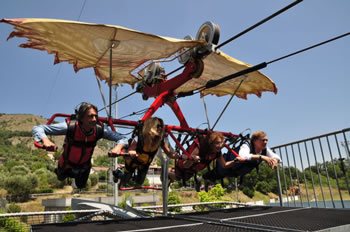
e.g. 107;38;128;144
194;174;202;192
54;166;68;181
55;156;71;181
74;166;91;189
134;166;149;186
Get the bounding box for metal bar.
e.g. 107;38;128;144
109;42;113;118
304;141;318;208
318;138;335;208
311;139;326;207
342;130;350;165
273;128;350;149
275;164;283;207
291;145;303;207
142;61;197;98
335;134;350;194
162;156;169;216
280;147;290;207
297;143;310;207
326;136;344;208
166;100;190;128
285;146;296;206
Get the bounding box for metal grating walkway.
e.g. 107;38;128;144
31;206;350;232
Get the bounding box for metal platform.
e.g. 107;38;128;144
31;205;350;232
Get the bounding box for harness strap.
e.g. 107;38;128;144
63;118;103;167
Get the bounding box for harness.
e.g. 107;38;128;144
216;140;267;184
176;135;221;181
61;116;104;168
128;119;164;167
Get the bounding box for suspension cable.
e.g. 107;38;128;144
178;31;349;97
164;1;303;81
201;97;211;129
95;76;110;116
77;0;87;21
118;107;149;120
216;0;303;50
267;32;350;65
98;90;138;113
211;80;244;130
43;0;87;115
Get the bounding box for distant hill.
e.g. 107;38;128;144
0;113;111;156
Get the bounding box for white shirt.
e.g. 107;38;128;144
239;143;281;161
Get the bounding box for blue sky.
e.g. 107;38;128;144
0;0;349;147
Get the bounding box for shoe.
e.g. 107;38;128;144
194;176;201;192
204;179;210;192
54;168;67;181
112;169;123;183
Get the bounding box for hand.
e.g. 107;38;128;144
270;158;279;169
109;144;124;155
41;138;57;151
264;157;278;169
235;156;246;162
128;150;138;158
192;155;200;162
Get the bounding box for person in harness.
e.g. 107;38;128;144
170;131;225;191
203;130;281;188
32;102;127;189
112;117;179;187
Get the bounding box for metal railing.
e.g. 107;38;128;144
0;209;102;231
272;128;350;208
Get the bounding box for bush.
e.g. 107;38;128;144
4;175;38;202
119;193;133;209
97;184;107;190
0;217;27;232
89;173;99;187
168;191;181;212
98;171;107;182
256;181;271;195
6;203;21;213
10;165;30;176
242;187;255;198
62;207;75;222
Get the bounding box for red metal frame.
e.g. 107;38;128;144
41;113;239;154
35;59;241;189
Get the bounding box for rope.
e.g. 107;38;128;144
43;0;87;115
211;79;244;130
201;97;211;129
95;76;110;116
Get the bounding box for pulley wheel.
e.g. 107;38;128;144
194;21;220;57
178;35;194;64
190;58;204;79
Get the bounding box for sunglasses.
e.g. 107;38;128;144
157;124;163;129
87;114;98;119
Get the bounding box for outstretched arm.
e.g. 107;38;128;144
217;155;238;168
32;122;67;148
103;126;128;145
162;137;180;159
